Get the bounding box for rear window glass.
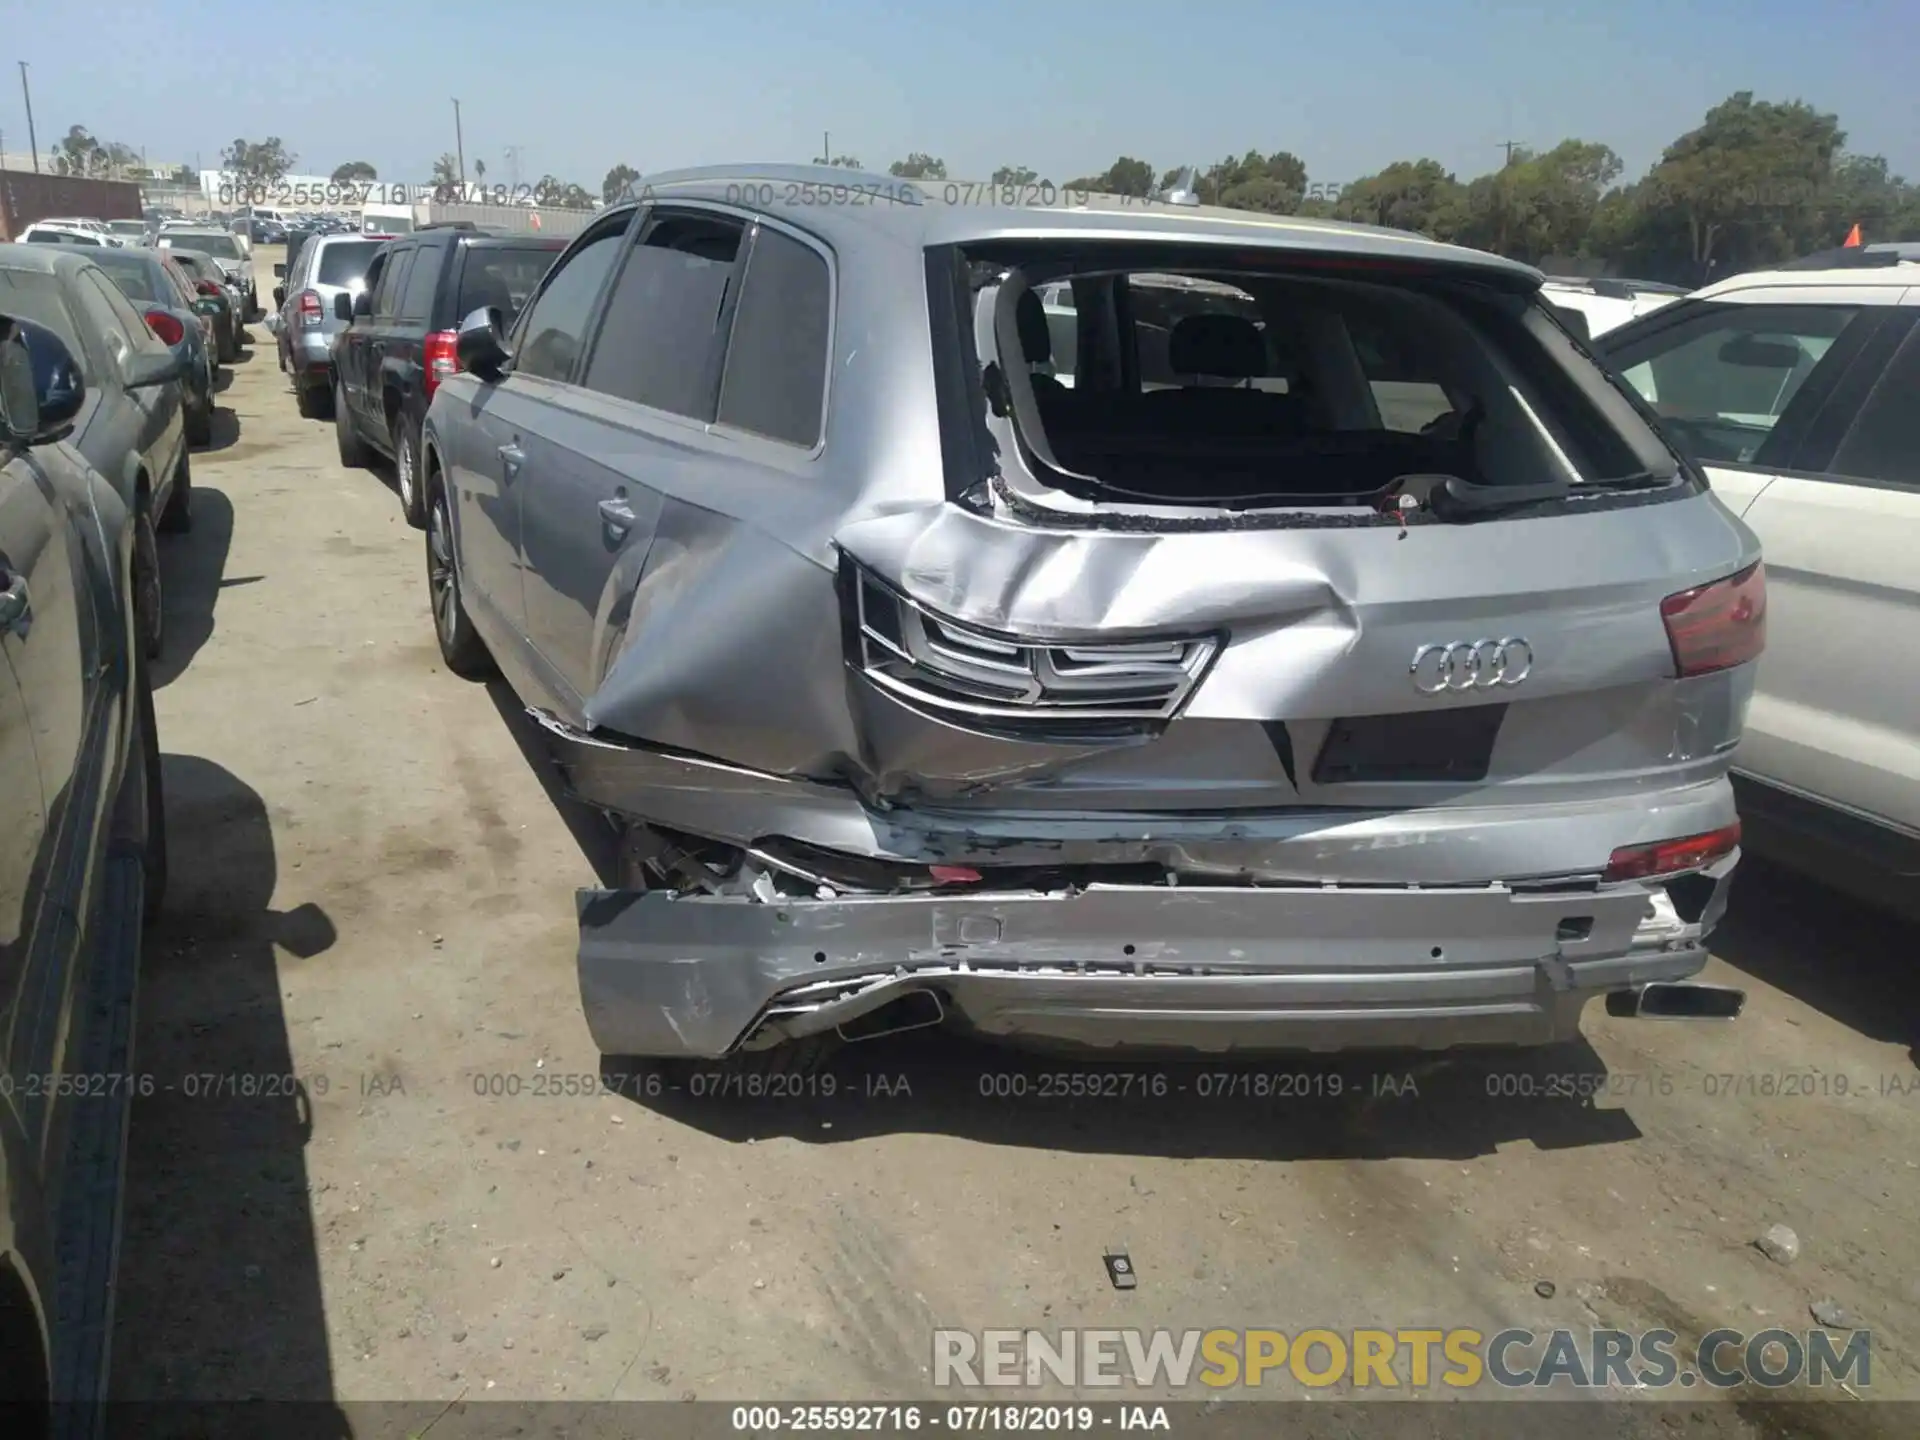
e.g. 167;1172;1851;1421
975;255;1652;509
167;232;240;259
93;252;165;304
0;268;90;376
316;240;382;286
456;245;561;330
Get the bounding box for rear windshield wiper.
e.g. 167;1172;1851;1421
1429;469;1680;516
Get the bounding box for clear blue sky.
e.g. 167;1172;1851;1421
9;0;1918;187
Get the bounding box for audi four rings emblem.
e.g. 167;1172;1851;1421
1410;638;1534;693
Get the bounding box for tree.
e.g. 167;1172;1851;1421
1330;158;1464;236
473;158;486;183
1626;92;1847;282
1188;150;1309;212
431;153;463;187
51;125;102;177
602;163;641;203
221;137;296;187
889;152;947;180
1451;140;1624;262
812;153;863;169
332;160;378;182
168;164;196;185
991;165;1039;187
532;175;595;208
1065;157;1156;197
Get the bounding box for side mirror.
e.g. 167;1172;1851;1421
273;286;287;307
0;316;87;443
351;291;373;320
334;292;355;322
273;262;287;278
454;305;511;379
1719;335;1803;369
124;347;185;391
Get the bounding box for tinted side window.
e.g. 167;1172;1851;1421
1824;326;1920;488
715;227;831;447
581;211;745;417
1603;303;1860;466
398;244;441;319
515;229;625;383
374;248;413;318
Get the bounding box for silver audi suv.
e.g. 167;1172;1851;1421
417;165;1765;1066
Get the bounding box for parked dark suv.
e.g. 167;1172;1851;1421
331;225;565;525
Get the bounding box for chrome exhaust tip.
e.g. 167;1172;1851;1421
1605;982;1746;1020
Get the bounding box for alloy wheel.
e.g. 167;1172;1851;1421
428;496;457;644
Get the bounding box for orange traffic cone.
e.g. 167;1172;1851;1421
1843;222;1862;247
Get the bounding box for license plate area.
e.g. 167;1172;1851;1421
1312;704;1508;784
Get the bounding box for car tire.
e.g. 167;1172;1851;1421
393;412;426;529
427;482;495;679
158;448;192;534
120;641;168;926
217;319;236;364
185;393;212;446
133;507;163;661
335;382;368;468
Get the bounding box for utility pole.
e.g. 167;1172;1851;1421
503;145;522;191
819;131;829;165
452;98;466;188
1494;138;1524;255
19;62;40;173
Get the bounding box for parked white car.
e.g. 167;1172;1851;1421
1542;277;1686;340
14;221;126;248
1596;260;1920;892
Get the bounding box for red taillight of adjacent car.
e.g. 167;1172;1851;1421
144;309;184;346
297;290;324;328
1660;561;1766;676
424;329;459;398
1603;822;1742;882
194;279;222;298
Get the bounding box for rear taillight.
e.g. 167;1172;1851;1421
297;290;323;328
1604;822;1741;882
1661;561;1766;677
195;279;221;297
424;330;458;397
144;309;184;346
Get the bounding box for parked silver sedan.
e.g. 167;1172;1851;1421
0;244;191;659
419;165;1764;1070
268;233;384;418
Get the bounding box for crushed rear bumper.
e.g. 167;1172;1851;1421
576;854;1733;1059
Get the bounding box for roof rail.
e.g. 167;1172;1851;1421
638;163;926;205
1776;247;1909;271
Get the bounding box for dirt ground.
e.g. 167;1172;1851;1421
107;246;1918;1430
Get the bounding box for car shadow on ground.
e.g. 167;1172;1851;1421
154;486;251;689
198;408;244;454
1712;855;1919;1066
608;1032;1643;1161
109;754;345;1426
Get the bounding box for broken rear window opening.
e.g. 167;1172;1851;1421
954;245;1684;520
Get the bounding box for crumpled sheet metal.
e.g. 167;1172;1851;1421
567;478;1750;808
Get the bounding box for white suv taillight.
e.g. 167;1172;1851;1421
1661;562;1766;677
297;290;323;328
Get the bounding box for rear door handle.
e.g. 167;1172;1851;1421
597;496;636;532
0;572;30;638
498;443;525;480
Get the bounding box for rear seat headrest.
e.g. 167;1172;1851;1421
1169;313;1267;379
1015;288;1053;364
